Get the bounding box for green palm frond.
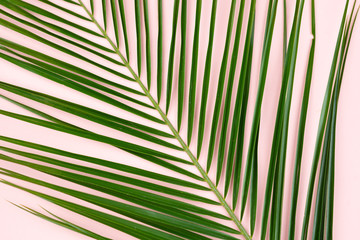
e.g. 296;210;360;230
0;0;358;239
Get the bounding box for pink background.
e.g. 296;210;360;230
0;0;359;239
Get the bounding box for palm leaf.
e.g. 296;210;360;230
0;0;358;239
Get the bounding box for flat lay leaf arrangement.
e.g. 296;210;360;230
0;0;358;239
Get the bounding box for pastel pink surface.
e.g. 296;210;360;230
0;0;359;239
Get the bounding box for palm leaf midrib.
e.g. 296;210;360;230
78;0;251;238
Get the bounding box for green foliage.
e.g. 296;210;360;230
0;0;358;239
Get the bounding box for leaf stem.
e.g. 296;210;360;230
78;1;251;239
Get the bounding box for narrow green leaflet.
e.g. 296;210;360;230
157;0;163;101
118;0;130;59
102;0;107;29
109;0;120;47
229;23;254;206
38;0;90;21
165;0;180;113
12;204;111;240
197;0;218;157
90;0;94;14
143;0;152;89
206;0;237;171
288;0;316;238
177;0;187;130
250;128;259;235
134;0;142;75
187;0;202;143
